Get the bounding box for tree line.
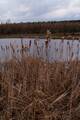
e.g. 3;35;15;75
0;20;80;36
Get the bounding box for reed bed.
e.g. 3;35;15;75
0;39;80;120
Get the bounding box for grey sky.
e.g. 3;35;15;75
0;0;80;23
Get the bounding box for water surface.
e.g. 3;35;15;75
0;38;80;62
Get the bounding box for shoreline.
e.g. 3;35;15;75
0;34;80;40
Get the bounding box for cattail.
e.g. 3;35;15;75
29;40;32;48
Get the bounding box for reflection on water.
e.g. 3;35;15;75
0;38;80;62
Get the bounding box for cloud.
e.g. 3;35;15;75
0;0;80;23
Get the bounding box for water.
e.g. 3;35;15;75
0;38;80;62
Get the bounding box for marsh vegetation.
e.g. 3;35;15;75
0;38;80;120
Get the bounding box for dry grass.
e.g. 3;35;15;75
0;39;80;120
0;56;80;120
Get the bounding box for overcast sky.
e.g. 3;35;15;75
0;0;80;23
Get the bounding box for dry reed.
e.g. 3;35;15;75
0;39;80;120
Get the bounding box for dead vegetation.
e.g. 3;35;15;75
0;39;80;120
0;56;80;120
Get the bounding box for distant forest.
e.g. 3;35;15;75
0;20;80;36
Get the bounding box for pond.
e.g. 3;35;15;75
0;38;80;62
